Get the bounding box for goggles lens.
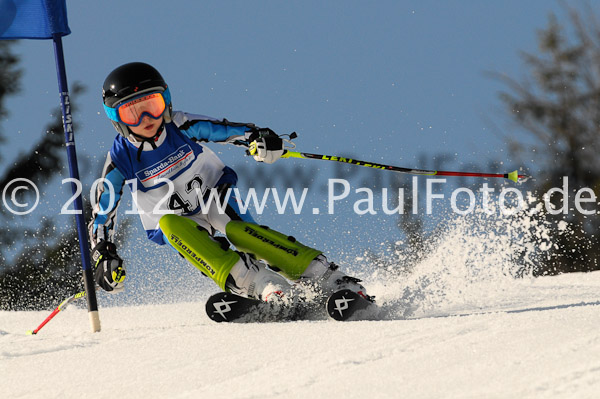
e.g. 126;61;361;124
117;92;166;126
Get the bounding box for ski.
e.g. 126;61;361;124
205;292;311;323
206;290;378;323
326;289;377;321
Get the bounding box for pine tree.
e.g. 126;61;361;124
0;41;88;310
498;5;600;274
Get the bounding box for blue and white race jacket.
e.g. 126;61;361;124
90;111;254;246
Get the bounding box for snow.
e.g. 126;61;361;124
2;271;600;399
3;205;600;398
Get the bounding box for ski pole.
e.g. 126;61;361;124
281;151;530;183
242;132;531;182
27;290;87;335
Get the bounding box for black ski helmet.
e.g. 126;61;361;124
102;62;173;138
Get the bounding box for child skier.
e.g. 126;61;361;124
90;62;369;305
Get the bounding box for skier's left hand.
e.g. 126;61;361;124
247;128;284;164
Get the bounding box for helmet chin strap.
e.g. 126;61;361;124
128;121;165;162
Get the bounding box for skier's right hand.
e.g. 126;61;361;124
91;240;126;292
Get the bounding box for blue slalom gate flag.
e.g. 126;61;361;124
0;0;101;332
0;0;70;39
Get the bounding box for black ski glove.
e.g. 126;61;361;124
247;128;284;164
91;240;126;292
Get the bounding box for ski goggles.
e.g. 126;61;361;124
104;87;171;126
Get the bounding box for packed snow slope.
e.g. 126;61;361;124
1;270;600;399
3;208;600;398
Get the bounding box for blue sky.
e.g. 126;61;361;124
4;1;570;163
0;1;579;273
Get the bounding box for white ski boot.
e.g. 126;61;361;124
227;252;292;302
299;255;371;300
